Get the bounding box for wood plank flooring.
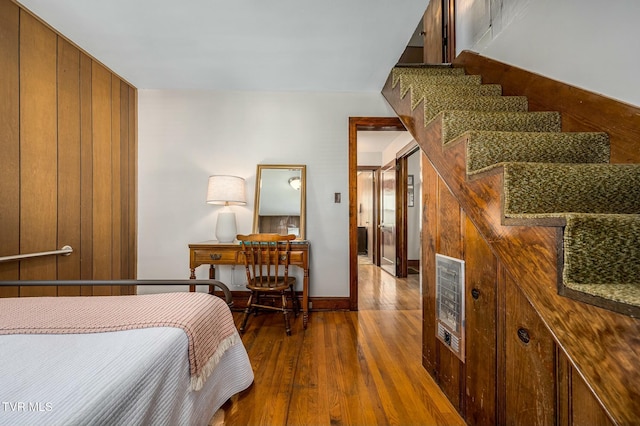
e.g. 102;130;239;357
214;263;464;425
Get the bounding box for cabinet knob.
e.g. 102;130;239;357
210;253;222;260
471;288;480;300
517;327;531;344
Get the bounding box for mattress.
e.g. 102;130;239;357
0;327;254;426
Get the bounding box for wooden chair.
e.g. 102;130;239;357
237;233;299;335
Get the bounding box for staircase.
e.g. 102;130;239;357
386;64;640;317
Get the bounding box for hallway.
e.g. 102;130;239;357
358;258;420;311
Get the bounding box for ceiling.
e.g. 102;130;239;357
18;0;427;93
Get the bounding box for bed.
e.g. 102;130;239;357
0;280;254;426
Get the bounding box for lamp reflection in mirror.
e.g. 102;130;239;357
206;175;246;243
288;176;301;190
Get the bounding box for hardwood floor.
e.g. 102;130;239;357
215;264;464;425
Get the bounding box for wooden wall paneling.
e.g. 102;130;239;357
120;81;135;294
505;273;556;425
19;11;58;296
0;0;20;297
557;346;571;426
111;74;122;295
91;62;113;294
436;179;462;257
557;349;614;426
435;178;464;411
463;216;497;425
128;85;137;284
0;2;137;297
495;264;507;426
56;37;82;296
569;367;614;426
422;153;439;375
119;81;130;282
79;52;94;295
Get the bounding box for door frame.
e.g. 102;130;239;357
395;142;420;278
349;117;406;311
379;158;399;277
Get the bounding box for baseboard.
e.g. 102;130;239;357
309;297;350;311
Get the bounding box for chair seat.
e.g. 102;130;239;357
247;276;296;291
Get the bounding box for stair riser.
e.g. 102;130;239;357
466;132;610;175
441;111;561;143
425;96;528;122
406;84;503;109
504;164;640;216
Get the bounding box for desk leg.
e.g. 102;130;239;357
303;267;309;328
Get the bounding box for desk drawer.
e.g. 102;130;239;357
192;249;239;265
290;251;305;264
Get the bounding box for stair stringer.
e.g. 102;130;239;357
382;71;640;426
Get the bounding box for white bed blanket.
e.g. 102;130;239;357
0;327;254;426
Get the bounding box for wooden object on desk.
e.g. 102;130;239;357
189;240;310;328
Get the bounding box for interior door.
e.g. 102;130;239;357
380;162;397;276
423;0;456;63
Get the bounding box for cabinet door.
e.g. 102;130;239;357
464;217;497;425
422;155;438;375
557;351;614;426
505;274;556;425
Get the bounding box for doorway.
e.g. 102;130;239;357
349;117;421;311
380;161;397;276
356;168;378;266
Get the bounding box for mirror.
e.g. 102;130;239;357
253;164;306;239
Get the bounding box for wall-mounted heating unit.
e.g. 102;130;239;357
435;253;465;361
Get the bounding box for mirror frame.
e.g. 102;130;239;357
252;164;306;239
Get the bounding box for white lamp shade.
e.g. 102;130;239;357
206;175;246;205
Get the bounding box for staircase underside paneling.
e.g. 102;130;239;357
382;56;640;425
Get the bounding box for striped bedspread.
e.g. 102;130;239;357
0;292;238;391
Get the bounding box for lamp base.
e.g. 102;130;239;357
215;210;237;243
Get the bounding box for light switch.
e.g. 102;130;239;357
334;193;341;203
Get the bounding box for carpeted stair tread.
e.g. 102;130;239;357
562;214;640;314
441;110;561;143
465;131;610;175
503;163;640;219
403;84;503;110
393;74;483;94
424;95;528;123
391;66;466;86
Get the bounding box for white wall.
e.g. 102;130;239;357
381;132;415;166
456;0;640;107
137;89;396;297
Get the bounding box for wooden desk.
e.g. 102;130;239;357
189;240;310;328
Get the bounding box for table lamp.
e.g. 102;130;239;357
206;175;246;243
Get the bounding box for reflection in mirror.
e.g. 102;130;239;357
253;165;306;239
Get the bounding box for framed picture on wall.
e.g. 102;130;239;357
408;174;414;207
